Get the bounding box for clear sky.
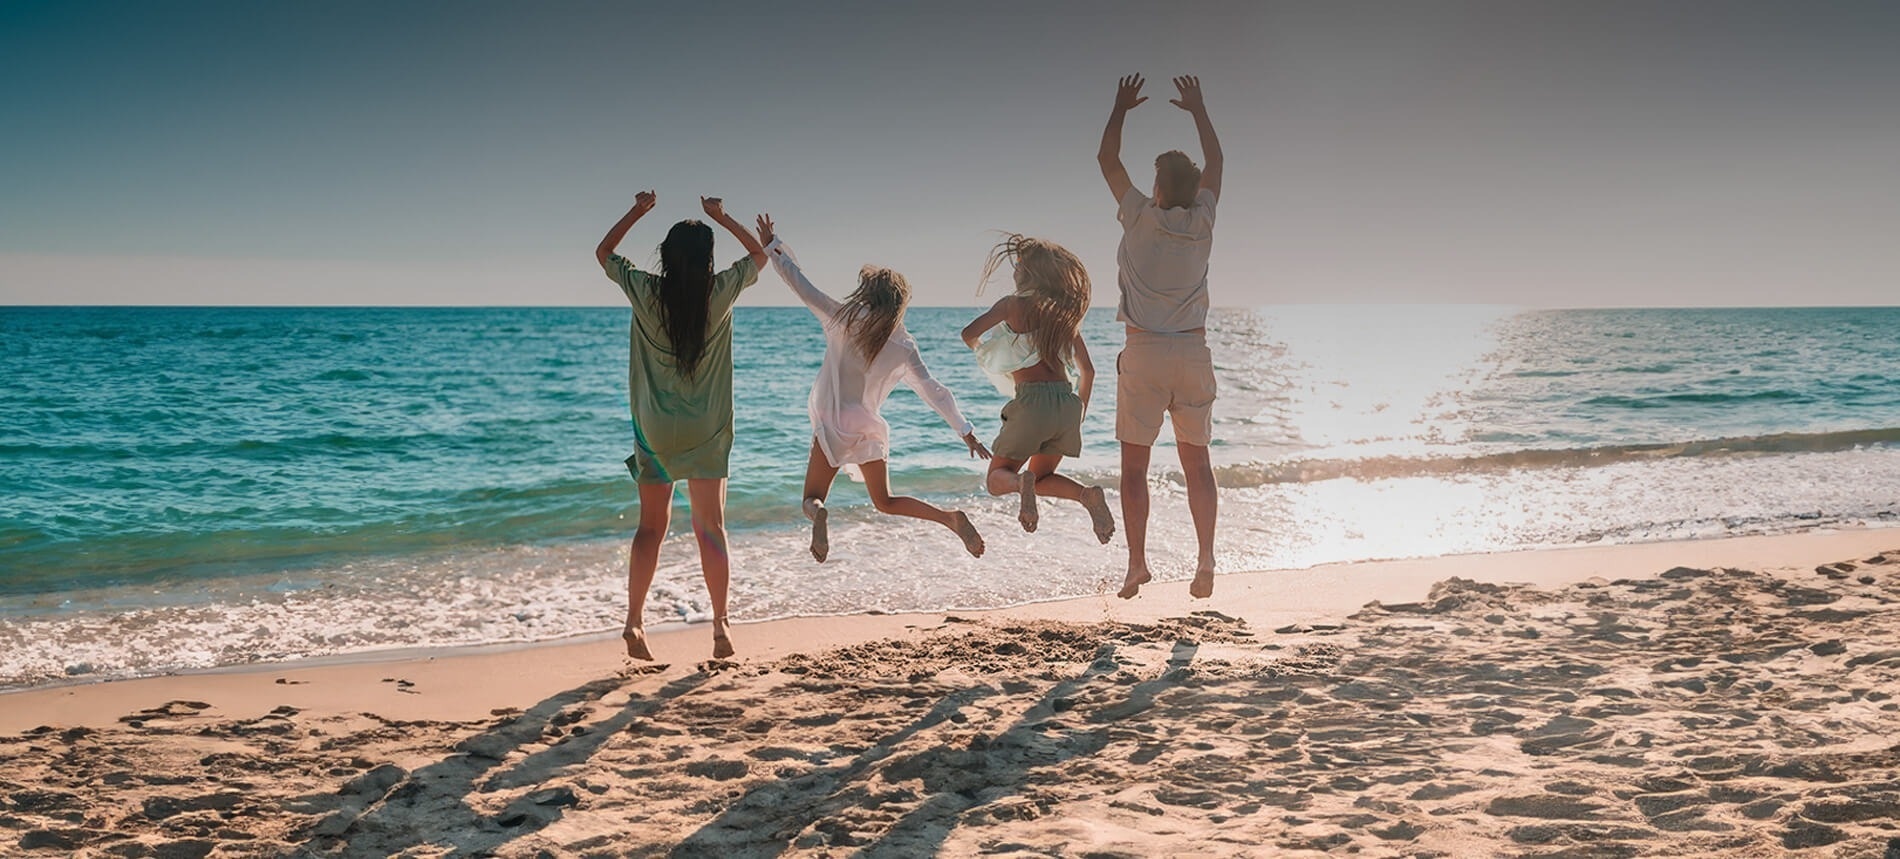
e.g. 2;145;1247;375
3;0;1897;307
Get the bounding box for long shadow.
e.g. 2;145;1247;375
670;682;1000;858
292;669;712;858
860;640;1199;858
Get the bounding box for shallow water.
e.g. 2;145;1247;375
3;305;1898;686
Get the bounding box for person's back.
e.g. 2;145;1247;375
758;218;989;564
613;246;753;459
960;235;1114;544
762;233;978;467
595;191;767;664
1096;74;1225;602
1116;174;1217;334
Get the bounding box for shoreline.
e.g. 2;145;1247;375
4;525;1898;855
5;525;1895;735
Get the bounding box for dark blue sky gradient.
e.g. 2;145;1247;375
3;1;1897;305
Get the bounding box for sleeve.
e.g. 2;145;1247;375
1192;187;1219;231
899;334;976;439
762;238;843;323
601;254;653;304
1117;187;1150;226
711;254;760;304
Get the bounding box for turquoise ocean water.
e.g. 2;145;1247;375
3;305;1899;687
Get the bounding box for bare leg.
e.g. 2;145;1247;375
1024;453;1087;501
802;439;839;562
985;458;1033;532
1119;442;1153;598
859;459;983;557
1022;454;1114;542
686;478;735;658
1018;470;1038;532
625;482;674;660
1178;442;1219;598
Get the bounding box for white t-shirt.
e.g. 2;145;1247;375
1115;187;1217;333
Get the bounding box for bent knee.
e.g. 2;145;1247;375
984;472;1017;496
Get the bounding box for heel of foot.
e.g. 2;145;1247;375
1116;569;1151;600
808;504;829;563
1082;486;1116;544
953;511;985;558
1017;473;1039;533
622;626;655;661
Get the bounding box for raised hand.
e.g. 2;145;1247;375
1169;75;1205;113
755;213;775;246
633;189;657;212
1114;74;1148;112
700;196;726;219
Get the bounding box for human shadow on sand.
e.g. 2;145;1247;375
670;682;1003;857
669;640;1200;859
858;640;1200;858
294;669;712;858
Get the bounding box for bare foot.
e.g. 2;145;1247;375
1190;561;1216;599
1117;565;1152;600
622;624;654;661
711;617;735;660
618;660;668;677
1017;471;1038;533
803;497;828;563
951;511;985;558
1081;485;1116;544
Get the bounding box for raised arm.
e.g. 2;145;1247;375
1072;335;1095;418
1171;76;1222;197
899;340;989;458
1097;74;1146;204
962;296;1016;349
700;196;768;269
595;189;656;269
755;214;842;321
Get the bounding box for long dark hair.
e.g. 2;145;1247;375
655;220;716;377
836;266;909;362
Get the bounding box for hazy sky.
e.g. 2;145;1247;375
3;1;1897;307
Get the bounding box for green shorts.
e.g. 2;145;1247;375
992;381;1083;461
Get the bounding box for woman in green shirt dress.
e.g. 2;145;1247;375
596;191;767;661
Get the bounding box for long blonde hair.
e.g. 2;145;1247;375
979;234;1090;368
836;265;909;362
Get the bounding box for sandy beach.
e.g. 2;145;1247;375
5;528;1900;857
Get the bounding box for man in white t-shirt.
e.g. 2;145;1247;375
1096;74;1224;601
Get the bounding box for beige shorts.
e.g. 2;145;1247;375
1116;330;1216;446
992;381;1084;461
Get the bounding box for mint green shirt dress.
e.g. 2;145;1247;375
602;254;759;483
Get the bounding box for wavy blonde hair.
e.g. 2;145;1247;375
836;266;910;363
978;234;1090;368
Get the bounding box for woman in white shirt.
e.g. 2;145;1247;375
756;215;990;562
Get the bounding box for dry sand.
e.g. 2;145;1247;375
4;529;1900;857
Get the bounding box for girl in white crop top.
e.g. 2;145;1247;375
757;215;990;562
961;234;1116;544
